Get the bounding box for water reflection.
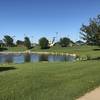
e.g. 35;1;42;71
0;53;75;64
13;55;24;64
0;55;5;63
24;54;31;62
5;55;13;63
39;54;48;61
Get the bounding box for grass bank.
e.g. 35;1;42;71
0;61;100;100
3;45;100;58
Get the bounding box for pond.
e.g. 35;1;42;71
0;53;76;64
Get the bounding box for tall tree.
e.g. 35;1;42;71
80;15;100;45
3;35;14;47
24;37;31;49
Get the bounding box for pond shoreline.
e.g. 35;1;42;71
0;51;76;63
0;51;76;57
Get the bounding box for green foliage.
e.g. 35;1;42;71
3;35;14;47
80;15;100;46
39;37;49;49
24;37;31;49
60;37;70;47
16;40;24;46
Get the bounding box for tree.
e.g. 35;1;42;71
24;37;31;49
3;35;14;47
60;37;70;47
80;15;100;46
39;37;49;49
16;40;24;46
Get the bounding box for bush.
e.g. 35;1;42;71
39;37;49;49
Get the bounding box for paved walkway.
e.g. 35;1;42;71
77;87;100;100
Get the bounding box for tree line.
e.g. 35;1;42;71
2;36;32;49
1;14;100;49
0;35;72;49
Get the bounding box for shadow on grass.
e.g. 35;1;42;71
0;66;16;72
93;48;100;51
83;57;100;61
0;47;8;51
92;57;100;60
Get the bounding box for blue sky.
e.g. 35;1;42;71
0;0;100;43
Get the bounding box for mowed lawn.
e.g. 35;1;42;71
0;61;100;100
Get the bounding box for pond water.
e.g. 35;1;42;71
0;53;76;64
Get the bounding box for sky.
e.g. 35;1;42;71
0;0;100;43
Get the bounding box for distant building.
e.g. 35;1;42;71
31;43;37;47
68;40;75;47
76;40;84;45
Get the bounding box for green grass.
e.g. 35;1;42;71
0;61;100;100
1;45;100;100
5;46;27;52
